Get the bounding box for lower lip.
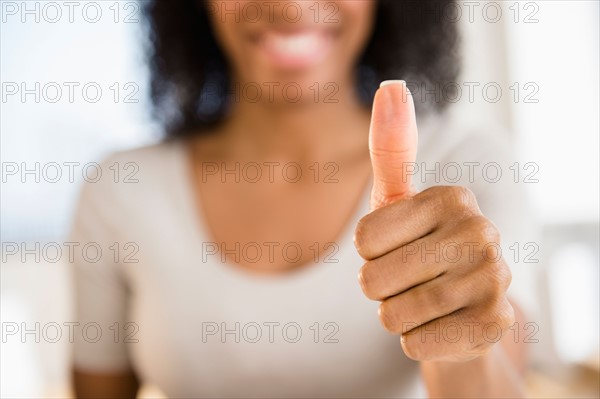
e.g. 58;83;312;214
257;30;333;70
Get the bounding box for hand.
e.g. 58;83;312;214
354;81;514;362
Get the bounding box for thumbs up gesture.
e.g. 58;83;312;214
354;81;515;362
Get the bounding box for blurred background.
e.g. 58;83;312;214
1;0;598;397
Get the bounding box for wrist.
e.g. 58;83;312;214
419;345;525;398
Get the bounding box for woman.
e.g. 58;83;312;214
70;1;531;397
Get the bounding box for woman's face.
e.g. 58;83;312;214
206;1;376;101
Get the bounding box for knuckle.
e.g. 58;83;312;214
482;221;501;244
488;278;505;300
445;186;477;210
419;186;446;206
503;265;513;290
468;215;499;241
420;186;480;218
497;299;516;330
484;261;512;297
496;263;513;292
467;339;493;357
481;298;515;335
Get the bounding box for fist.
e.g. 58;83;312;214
355;81;514;362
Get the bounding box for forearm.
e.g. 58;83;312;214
420;342;525;398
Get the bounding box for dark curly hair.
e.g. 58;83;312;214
143;0;461;138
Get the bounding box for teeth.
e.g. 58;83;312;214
261;30;330;68
270;32;319;57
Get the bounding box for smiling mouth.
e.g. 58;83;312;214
256;29;334;70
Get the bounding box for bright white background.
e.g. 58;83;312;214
1;1;599;397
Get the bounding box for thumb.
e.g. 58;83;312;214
369;80;418;210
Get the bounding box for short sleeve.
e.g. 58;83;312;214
69;166;133;372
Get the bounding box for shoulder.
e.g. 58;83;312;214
415;110;534;222
98;139;184;175
83;139;183;192
418;110;514;166
72;140;186;229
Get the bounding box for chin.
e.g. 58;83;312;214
230;53;343;106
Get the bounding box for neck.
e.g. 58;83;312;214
216;79;371;162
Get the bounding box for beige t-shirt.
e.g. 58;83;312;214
69;111;538;398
